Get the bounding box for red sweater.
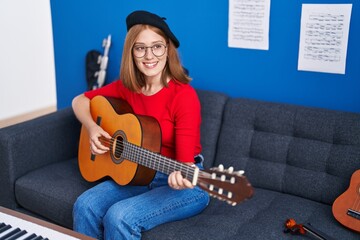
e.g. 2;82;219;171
84;79;202;163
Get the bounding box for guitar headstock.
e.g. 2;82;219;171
197;164;253;206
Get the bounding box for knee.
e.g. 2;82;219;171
103;205;141;239
73;195;92;231
73;192;101;225
73;194;90;217
103;206;128;230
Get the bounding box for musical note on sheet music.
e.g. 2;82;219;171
298;4;352;74
228;0;270;50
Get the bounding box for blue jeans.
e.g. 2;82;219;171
73;161;210;240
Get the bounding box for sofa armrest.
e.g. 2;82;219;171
0;108;81;209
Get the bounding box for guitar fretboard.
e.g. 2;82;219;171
121;140;196;179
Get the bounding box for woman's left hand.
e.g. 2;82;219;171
168;171;194;190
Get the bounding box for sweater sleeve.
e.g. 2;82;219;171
172;87;202;163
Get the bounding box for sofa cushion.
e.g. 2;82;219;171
215;98;360;204
196;89;228;169
0;108;80;210
15;158;97;228
143;188;359;240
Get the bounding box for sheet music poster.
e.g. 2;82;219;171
228;0;271;50
298;4;352;74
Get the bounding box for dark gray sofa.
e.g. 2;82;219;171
1;89;359;239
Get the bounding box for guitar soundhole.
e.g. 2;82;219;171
114;136;124;158
111;130;127;164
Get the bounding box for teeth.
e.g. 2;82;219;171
144;62;157;67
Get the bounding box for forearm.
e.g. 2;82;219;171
72;94;97;130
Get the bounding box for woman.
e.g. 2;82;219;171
72;10;210;239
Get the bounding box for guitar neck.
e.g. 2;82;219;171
121;140;197;180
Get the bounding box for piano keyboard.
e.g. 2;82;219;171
0;212;79;240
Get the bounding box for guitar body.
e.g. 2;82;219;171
332;169;360;232
78;96;159;186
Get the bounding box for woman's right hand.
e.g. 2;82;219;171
88;124;111;155
72;94;111;155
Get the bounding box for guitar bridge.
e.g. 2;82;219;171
347;209;360;220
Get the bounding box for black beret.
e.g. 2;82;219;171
126;10;180;48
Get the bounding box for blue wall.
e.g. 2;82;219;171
51;0;360;112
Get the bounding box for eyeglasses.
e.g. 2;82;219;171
133;43;167;58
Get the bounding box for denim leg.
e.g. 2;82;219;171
103;185;210;240
73;180;149;239
74;160;210;240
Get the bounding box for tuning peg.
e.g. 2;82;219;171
218;164;224;171
209;184;214;191
227;200;234;205
218;188;223;195
237;170;245;176
227;166;234;173
227;192;233;199
220;175;226;182
230;177;235;184
216;195;225;201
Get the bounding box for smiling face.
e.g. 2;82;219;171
132;28;168;82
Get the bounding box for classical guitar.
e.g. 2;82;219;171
78;96;254;206
332;169;360;232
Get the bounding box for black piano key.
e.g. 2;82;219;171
0;224;11;233
23;233;37;240
7;229;28;240
0;222;51;240
33;236;45;240
0;227;20;240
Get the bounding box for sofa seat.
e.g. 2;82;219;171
15;161;356;240
15;159;97;228
143;188;356;240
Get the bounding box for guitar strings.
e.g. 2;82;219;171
97;137;202;179
97;137;235;183
100;137;235;181
90;136;244;204
97;137;235;184
92;137;242;203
